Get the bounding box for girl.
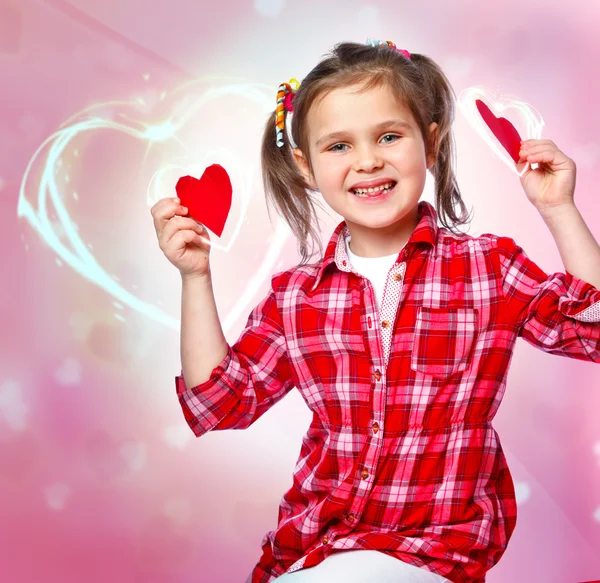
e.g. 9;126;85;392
150;40;600;583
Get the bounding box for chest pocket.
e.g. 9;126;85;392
410;307;479;379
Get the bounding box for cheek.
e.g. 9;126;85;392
393;144;420;161
319;191;346;215
318;159;345;184
395;140;426;160
394;152;427;175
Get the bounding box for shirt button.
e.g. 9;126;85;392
374;370;381;381
361;469;369;480
381;320;389;328
393;273;402;281
372;422;380;434
342;260;347;266
347;513;355;522
322;535;330;544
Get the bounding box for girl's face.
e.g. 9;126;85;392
294;83;439;256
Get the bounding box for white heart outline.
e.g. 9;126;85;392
457;86;545;177
147;151;253;254
17;80;292;334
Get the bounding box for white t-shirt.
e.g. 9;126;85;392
344;234;404;312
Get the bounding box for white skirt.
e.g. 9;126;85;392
249;550;452;583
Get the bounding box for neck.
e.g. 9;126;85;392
345;205;419;258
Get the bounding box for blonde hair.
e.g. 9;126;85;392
260;41;472;265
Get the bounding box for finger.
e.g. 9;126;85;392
521;139;554;148
151;198;185;226
151;197;180;217
519;144;563;157
515;156;530;173
170;229;204;252
160;219;206;252
153;201;190;235
520;142;558;153
518;147;564;165
521;149;567;166
160;216;204;246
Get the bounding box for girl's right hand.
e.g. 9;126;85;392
151;197;211;279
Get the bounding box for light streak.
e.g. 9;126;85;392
18;79;290;332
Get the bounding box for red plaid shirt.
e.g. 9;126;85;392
175;200;600;583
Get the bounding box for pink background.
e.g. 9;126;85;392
1;0;599;581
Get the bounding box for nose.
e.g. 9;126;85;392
352;143;383;172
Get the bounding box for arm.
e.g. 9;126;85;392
539;203;600;290
517;138;600;289
498;235;600;361
500;139;600;360
175;272;296;437
180;273;229;388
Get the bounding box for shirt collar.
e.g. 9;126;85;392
310;200;439;293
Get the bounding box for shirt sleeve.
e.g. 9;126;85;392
174;273;296;437
497;235;600;362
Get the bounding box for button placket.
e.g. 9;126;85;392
380;263;405;372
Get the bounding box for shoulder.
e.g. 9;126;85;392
435;226;516;258
270;261;322;292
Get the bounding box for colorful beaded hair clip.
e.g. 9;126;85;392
275;77;300;148
275;40;411;148
365;37;411;60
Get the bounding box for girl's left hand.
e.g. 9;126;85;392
517;139;577;213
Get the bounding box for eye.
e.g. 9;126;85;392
327;134;401;152
328;143;348;152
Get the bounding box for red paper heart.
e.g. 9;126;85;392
175;164;232;238
475;99;522;163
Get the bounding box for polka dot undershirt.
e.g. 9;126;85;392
344;233;407;370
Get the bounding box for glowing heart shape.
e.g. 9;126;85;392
175;164;232;238
458;86;544;177
19;81;291;334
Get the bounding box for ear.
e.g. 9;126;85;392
293;148;318;190
426;122;439;169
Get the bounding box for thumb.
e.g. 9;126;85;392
516;157;530;176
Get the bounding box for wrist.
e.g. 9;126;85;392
538;202;578;223
181;271;212;286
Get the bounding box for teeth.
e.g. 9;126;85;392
352;182;395;196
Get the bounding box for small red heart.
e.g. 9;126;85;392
175;164;232;238
475;99;523;163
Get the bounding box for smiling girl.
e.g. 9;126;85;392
151;39;600;583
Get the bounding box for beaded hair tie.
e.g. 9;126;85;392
275;77;300;148
365;37;411;59
274;40;411;148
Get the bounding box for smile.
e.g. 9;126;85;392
350;181;397;200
